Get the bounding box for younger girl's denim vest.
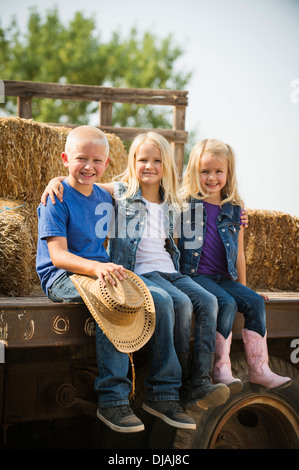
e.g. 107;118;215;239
178;198;241;279
108;183;181;272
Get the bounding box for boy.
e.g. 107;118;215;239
36;126;195;433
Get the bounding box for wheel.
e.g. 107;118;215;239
149;354;299;449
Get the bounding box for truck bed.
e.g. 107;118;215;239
233;292;299;339
0;292;298;348
0;294;94;348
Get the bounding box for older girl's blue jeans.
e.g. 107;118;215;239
192;274;266;338
48;271;182;407
141;271;218;354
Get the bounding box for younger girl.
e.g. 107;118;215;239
178;139;291;391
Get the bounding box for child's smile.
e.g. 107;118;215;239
80;169;96;179
62;140;109;195
135;142;163;187
199;153;228;202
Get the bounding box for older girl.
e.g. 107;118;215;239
107;131;232;410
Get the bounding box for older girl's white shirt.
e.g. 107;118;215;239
134;198;177;275
114;183;176;275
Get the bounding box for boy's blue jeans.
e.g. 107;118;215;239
141;271;218;354
48;271;181;408
192;274;266;338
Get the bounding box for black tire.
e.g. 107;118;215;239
148;354;299;449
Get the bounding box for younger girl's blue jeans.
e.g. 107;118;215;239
192;274;266;338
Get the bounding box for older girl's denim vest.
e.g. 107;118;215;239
108;183;181;272
178;198;241;279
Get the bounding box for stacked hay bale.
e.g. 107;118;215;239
244;209;299;291
0;199;39;296
0;117;128;296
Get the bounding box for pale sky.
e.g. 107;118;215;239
1;0;299;216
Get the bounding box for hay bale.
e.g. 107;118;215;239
0;117;128;203
0;199;40;296
0;117;128;296
244;209;299;291
0;118;68;203
101;132;128;184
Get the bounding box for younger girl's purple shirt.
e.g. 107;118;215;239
197;201;230;277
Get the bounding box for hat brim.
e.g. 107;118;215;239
70;270;156;353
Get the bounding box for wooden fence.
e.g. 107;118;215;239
2;80;188;175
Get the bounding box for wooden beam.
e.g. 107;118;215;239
4;80;188;106
48;123;188;144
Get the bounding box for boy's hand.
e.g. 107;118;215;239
95;262;127;286
41;177;65;205
47;237;127;287
259;292;269;301
240;209;248;228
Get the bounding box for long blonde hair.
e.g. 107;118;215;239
180;139;244;206
116;131;183;208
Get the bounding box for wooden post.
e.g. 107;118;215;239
17;96;32;119
99;102;113;126
172;105;186;178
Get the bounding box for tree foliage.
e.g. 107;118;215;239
0;7;192;128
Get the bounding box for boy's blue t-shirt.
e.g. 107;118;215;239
36;180;113;295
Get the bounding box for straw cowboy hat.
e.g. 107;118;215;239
70;270;156;353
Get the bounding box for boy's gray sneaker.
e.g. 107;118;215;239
142;400;196;430
97;405;145;433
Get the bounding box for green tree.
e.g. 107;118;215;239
0;7;192;128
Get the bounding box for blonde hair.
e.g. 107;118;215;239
181;139;244;207
116;131;183;208
65;125;109;157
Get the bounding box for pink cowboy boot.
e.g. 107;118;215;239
212;332;243;394
242;329;292;390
